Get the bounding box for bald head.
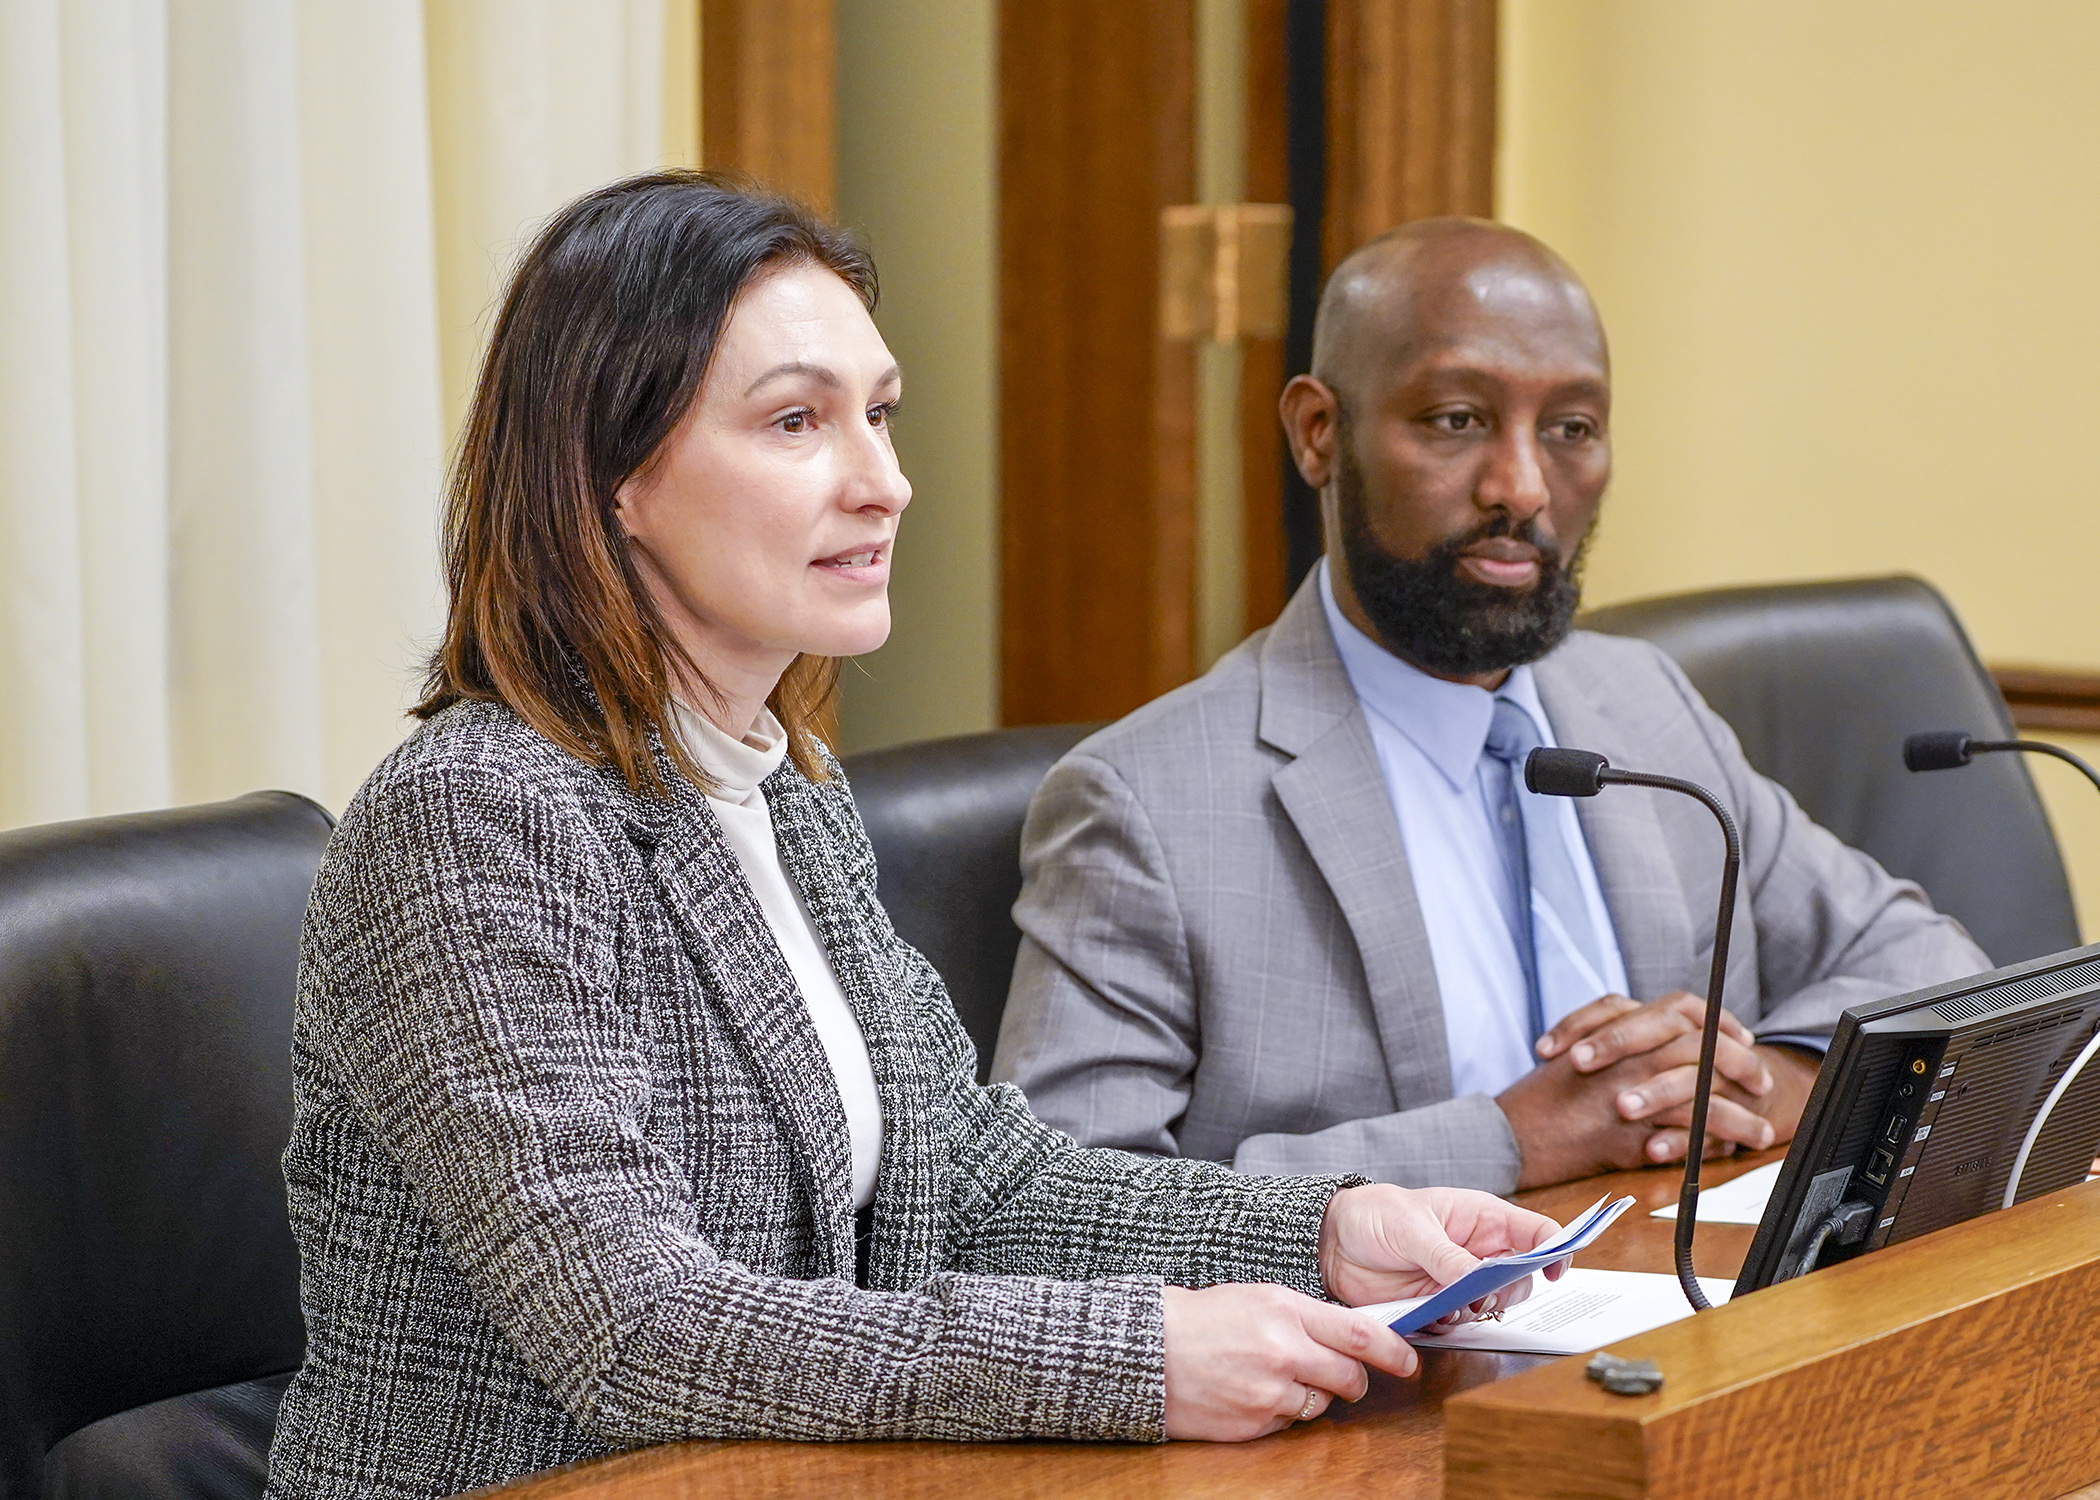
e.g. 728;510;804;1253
1276;217;1612;685
1310;218;1606;412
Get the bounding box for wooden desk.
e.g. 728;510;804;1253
476;1152;1783;1500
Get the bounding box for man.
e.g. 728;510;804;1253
991;219;1988;1193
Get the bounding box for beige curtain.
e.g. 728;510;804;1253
0;0;696;831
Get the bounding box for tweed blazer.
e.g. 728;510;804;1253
264;701;1354;1500
992;576;1990;1194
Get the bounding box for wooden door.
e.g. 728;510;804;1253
997;0;1498;726
703;0;837;211
998;0;1198;727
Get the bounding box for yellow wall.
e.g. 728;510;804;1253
1196;0;1251;671
1500;0;2100;939
833;0;1000;751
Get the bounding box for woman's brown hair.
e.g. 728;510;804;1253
416;170;876;794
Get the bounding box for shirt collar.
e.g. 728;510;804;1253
1316;558;1552;791
669;699;789;806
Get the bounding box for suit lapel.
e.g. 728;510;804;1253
622;775;858;1274
762;767;946;1290
1260;581;1455;1107
1534;653;1696;1001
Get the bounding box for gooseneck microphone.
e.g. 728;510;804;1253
1904;730;2100;799
1526;747;1743;1313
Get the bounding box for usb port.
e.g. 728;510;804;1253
1864;1148;1895;1185
1883;1114;1908;1144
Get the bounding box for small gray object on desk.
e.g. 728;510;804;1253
1585;1352;1665;1395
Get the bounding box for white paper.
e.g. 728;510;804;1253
1402;1267;1735;1356
1648;1160;1784;1224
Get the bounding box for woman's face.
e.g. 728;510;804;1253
615;263;910;699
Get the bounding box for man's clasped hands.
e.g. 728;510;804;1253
1501;991;1819;1190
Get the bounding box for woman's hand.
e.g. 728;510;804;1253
1159;1186;1566;1441
1317;1184;1565;1308
1160;1283;1414;1440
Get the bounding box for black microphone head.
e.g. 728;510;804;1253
1526;747;1611;797
1904;731;1974;773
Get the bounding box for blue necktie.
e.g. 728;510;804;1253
1483;696;1610;1039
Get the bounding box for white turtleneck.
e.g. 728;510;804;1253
671;701;883;1209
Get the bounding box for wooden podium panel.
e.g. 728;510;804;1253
1445;1180;2100;1500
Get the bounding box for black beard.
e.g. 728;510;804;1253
1335;436;1588;677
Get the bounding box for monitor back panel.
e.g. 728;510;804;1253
1886;991;2100;1241
1738;945;2100;1294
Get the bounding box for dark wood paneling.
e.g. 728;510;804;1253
1242;0;1293;631
1993;665;2100;735
998;1;1197;725
1323;0;1498;268
1278;0;1332;593
1266;1;1502;611
703;0;836;212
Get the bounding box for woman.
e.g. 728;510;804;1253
265;172;1560;1500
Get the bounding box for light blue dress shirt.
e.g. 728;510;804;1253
1318;562;1632;1099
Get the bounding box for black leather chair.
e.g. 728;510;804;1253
0;792;333;1500
1582;575;2080;967
843;724;1099;1081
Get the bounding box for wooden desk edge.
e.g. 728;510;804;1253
1451;1177;2100;1416
1445;1180;2100;1500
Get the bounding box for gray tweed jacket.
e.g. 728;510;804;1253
264;701;1353;1500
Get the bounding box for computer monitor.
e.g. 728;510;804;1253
1736;941;2100;1295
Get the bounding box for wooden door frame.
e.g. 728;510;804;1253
703;0;837;211
997;0;1197;727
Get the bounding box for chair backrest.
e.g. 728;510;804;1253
1581;575;2080;967
0;792;333;1499
843;724;1099;1081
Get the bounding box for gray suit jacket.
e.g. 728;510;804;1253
993;577;1990;1194
266;701;1351;1500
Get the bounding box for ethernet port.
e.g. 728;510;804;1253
1864;1148;1896;1186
